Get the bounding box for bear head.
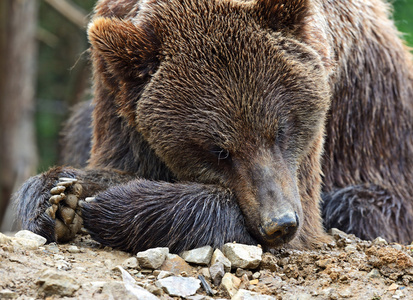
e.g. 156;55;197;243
88;0;331;247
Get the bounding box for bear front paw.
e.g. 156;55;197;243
45;177;84;242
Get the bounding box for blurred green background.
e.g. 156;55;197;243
36;0;95;171
393;0;413;47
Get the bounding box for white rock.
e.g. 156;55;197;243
136;247;169;269
181;245;213;265
209;262;225;286
117;266;158;300
15;230;47;246
101;281;158;300
11;237;42;250
1;232;44;250
156;276;201;297
67;245;80;253
221;273;241;297
211;249;231;272
122;257;139;269
393;289;404;299
222;243;262;269
157;270;174;279
232;289;276;300
373;237;388;245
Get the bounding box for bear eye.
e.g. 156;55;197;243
209;146;231;162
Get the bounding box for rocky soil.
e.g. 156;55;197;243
1;229;413;299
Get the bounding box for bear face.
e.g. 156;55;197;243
88;0;330;246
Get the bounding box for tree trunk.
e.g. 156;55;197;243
0;0;38;231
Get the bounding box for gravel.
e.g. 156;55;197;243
1;229;413;299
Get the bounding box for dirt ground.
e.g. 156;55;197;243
1;229;413;299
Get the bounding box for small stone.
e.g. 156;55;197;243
180;271;189;277
67;245;80;253
157;271;174;279
0;289;17;299
53;254;65;260
136;247;169;269
222;243;262;269
211;249;231;272
209;262;225;286
122;257;139;269
328;228;350;239
344;244;357;253
101;281;157;300
16;228;47;246
388;283;399;291
11;237;41;250
181;245;213;265
373;237;388;246
393;289;403;299
235;268;253;279
46;243;60;253
239;274;250;290
252;272;261;279
249;279;259;285
232;289;275;300
117;265;158;299
146;284;164;296
391;244;403;251
200;267;211;280
338;287;352;298
155;276;201;297
316;258;333;268
368;268;381;279
37;269;80;297
161;254;193;275
221;273;241;297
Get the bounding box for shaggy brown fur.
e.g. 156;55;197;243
14;0;413;253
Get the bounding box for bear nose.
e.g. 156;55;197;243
259;212;299;243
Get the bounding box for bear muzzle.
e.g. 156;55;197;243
259;211;299;244
233;147;303;246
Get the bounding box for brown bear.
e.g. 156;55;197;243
14;0;413;253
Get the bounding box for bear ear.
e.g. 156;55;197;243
88;17;160;81
253;0;310;35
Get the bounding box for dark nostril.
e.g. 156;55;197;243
259;212;299;242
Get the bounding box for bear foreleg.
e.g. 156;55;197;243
322;184;413;244
81;180;257;253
